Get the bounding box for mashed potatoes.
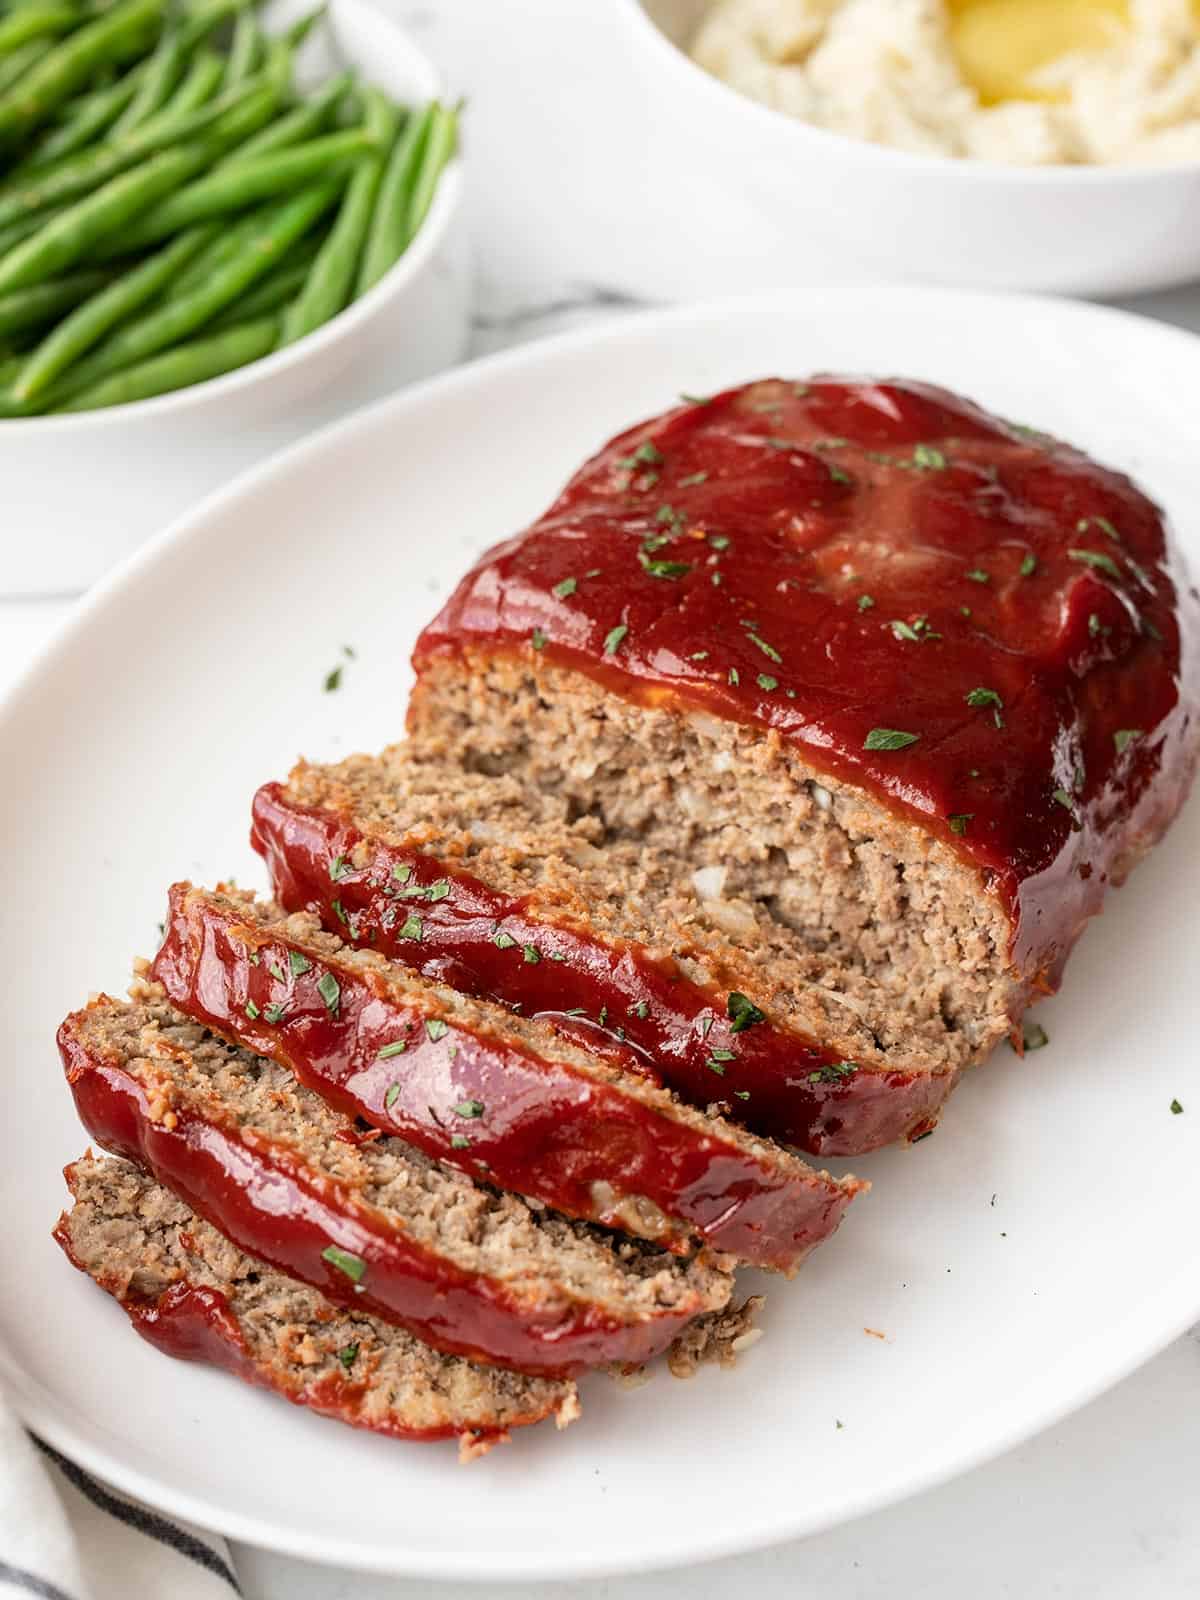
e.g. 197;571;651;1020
690;0;1200;164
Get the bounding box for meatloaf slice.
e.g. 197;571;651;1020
402;376;1200;1153
151;881;862;1271
55;1153;579;1460
59;995;733;1376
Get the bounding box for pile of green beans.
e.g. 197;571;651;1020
0;0;459;413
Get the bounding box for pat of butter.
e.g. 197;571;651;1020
947;0;1131;104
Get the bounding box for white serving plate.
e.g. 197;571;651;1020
0;0;470;597
0;287;1197;1582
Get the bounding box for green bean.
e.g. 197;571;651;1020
356;100;429;295
159;44;221;114
403;99;455;245
208;248;314;326
57;310;278;410
0;138;212;293
61;181;337;387
224;67;351;163
0;197;64;252
0;4;80;56
13;220;211;395
9;65;138;169
223;6;261;85
0;36;52;94
0;0;164;147
281;6;322;50
282;85;393;344
109;12;183;133
0;263;109;332
111;129;374;252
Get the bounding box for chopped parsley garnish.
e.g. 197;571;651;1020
603;623;629;655
679;470;709;486
960;605;972;618
263;1001;288;1024
378;1041;408;1060
700;1015;714;1039
619;441;663;470
384;1083;401;1108
757;673;778;691
452;1099;485;1119
338;1343;359;1370
728;667;739;686
727;992;766;1033
329;854;353;882
965;686;1004;727
316;971;340;1017
808;1061;858;1084
689;650;709;661
321;1245;365;1283
1068;548;1121;580
323;665;342;693
398;913;423;941
552;577;578;600
864;728;919;751
965;569;991;585
890;620;921;643
827;463;852;485
747;633;782;664
1051;788;1080;828
451;1134;472;1149
639;553;691;580
1077;515;1121;543
425;1018;449;1042
1021;1020;1049;1052
912;444;947;471
1113;728;1143;754
1020;553;1037;577
266;958;286;982
947;814;973;835
1088;612;1110;638
1171;1098;1184;1115
392;864;412;884
734;1089;750;1100
522;944;541;964
493;930;517;950
631;1001;649;1020
331;898;349;927
289;949;311;977
244;998;260;1020
857;594;875;611
708;533;730;551
531;627;547;651
564;1007;588;1017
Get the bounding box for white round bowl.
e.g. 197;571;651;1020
1;0;470;596
619;0;1200;301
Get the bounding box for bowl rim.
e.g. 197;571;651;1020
0;0;464;432
618;0;1200;186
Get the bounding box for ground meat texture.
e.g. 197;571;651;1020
401;377;1200;1152
59;996;734;1376
150;882;863;1271
55;1154;579;1460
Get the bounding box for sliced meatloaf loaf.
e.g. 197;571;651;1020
151;881;862;1271
59;994;733;1376
56;1153;579;1460
398;376;1200;1153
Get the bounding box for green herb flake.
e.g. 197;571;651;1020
323;665;342;693
564;1007;588;1017
864;727;919;751
337;1343;359;1370
384;1082;402;1108
263;1001;288;1024
392;864;412;885
747;633;782;664
331;898;349;927
689;650;710;661
266;958;286;982
706;1058;727;1076
329;854;353;882
1051;788;1079;826
827;463;852;486
244;998;260;1020
709;1048;736;1063
522;944;541;964
965;686;1004;728
635;441;663;466
493;930;517;950
708;533;731;551
679;470;709;487
1113;728;1143;755
631;1001;649;1020
451;1133;472;1149
603;623;629;655
757;673;778;691
531;627;547;651
452;1099;485;1119
399;914;423;942
425;1018;450;1043
912;444;947;471
808;1061;858;1084
965;569;991;585
727;992;766;1033
700;1015;714;1039
1068;548;1122;580
378;1041;408;1060
728;667;740;686
288;949;312;977
890;619;921;643
316;971;340;1017
639;553;692;580
1021;1020;1049;1052
321;1245;365;1283
947;813;974;835
1171;1098;1184;1115
1077;515;1121;543
734;1089;750;1100
857;594;875;612
552;577;578;600
1020;553;1037;577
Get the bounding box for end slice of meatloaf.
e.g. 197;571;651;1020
59;995;734;1376
400;376;1200;1152
151;881;863;1271
55;1153;579;1460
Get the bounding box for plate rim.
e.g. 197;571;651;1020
3;284;1199;1580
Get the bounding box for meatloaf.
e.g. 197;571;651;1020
396;376;1200;1153
151;881;862;1271
56;1153;580;1461
60;994;734;1375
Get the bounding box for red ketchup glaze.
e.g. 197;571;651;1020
52;1208;504;1444
252;783;935;1154
413;377;1200;996
151;883;859;1269
58;1005;701;1377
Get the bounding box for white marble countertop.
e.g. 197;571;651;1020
3;2;1200;1594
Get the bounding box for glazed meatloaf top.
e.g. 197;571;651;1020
56;1153;580;1460
410;376;1200;998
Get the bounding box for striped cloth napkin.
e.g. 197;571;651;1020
0;1396;240;1600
